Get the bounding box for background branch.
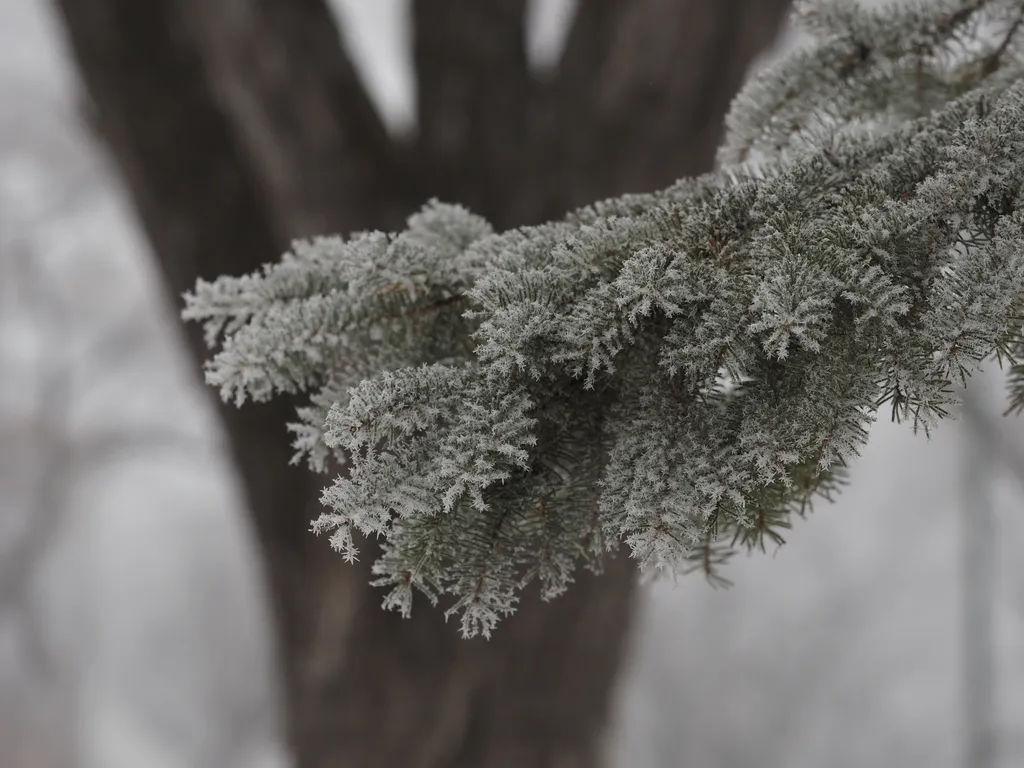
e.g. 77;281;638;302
412;0;534;226
553;0;792;205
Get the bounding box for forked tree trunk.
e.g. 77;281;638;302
51;1;790;765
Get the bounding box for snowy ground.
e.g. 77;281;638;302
2;1;1023;766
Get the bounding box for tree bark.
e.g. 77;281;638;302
51;1;790;766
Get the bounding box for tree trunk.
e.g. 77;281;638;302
50;1;790;765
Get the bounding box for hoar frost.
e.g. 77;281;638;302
184;0;1024;637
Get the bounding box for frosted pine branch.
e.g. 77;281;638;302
184;0;1024;638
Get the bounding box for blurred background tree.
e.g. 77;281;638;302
50;1;790;765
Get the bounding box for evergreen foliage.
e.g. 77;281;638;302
184;0;1024;637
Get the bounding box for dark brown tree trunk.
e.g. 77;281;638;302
50;1;790;765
